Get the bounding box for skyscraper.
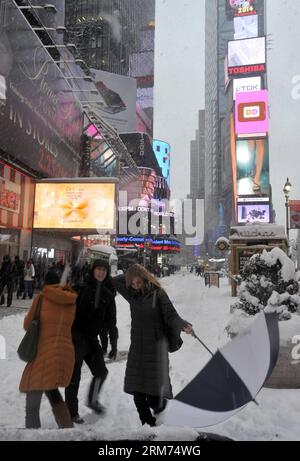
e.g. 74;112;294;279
189;110;205;200
65;0;155;75
204;0;267;255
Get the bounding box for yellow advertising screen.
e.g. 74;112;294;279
33;182;116;231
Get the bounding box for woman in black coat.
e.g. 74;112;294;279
114;264;192;427
65;259;117;424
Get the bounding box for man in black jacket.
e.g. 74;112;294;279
65;259;117;424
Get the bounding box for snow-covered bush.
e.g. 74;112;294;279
231;248;300;320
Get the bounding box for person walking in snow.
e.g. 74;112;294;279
22;259;35;300
19;268;77;429
113;264;193;427
65;259;117;424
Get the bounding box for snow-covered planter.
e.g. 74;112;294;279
228;249;300;388
231;248;300;319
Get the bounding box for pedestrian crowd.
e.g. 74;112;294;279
15;259;192;429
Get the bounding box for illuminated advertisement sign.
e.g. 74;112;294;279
233;77;261;100
152;140;171;187
235;139;269;196
0;2;82;177
289;201;300;229
116;236;181;253
235;90;268;138
228;37;266;77
226;0;257;19
234;15;258;39
237;203;270;223
33;181;116;231
91;69;137;133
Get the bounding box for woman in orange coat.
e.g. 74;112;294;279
19;268;77;429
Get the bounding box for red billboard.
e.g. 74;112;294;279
289;201;300;229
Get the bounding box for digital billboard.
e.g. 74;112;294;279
92;69;137;133
234;15;258;39
33;181;116;232
235;90;268;138
237;203;270;223
233;77;261;100
152;140;171;187
226;0;258;19
228;37;266;77
137;87;153;109
0;1;82;178
235;139;269;196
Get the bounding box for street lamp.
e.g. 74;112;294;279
283;177;292;242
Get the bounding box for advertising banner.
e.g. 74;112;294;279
235;90;268;137
233;77;261;100
226;0;258;19
33;182;116;232
237;202;270;223
228;37;266;77
152;140;171;187
92;69;137;133
0;1;82;177
0;163;34;229
235;138;269;196
289;201;300;230
234;15;258;40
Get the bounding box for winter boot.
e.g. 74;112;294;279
72;414;85;424
52;401;74;428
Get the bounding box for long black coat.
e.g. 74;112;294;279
72;276;117;343
113;275;187;399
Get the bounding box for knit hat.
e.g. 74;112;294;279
91;259;110;274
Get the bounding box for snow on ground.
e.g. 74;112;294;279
0;273;300;441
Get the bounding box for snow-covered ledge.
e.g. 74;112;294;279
226;310;300;389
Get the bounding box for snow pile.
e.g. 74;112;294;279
261;248;296;283
231;248;300;319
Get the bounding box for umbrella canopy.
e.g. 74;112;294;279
164;312;279;428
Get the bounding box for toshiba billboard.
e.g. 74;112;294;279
228;37;266;77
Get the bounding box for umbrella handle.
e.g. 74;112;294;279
191;330;214;357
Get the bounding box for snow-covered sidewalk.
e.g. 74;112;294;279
0;273;299;441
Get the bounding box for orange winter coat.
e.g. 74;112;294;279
19;284;77;392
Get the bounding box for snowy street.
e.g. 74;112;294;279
0;273;300;441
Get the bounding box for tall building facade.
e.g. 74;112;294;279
189;110;205;200
204;0;267;255
65;0;154;76
204;0;219;255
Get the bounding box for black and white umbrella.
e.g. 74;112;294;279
164;312;279;428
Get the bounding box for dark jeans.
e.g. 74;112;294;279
133;392;161;426
65;337;108;418
0;279;14;306
25;389;63;429
23;280;33;299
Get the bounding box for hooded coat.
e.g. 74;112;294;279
19;285;77;392
72;260;117;343
113;274;188;399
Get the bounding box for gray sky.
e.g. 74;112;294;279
154;0;205;200
154;0;300;234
